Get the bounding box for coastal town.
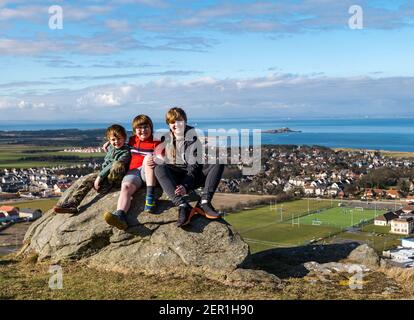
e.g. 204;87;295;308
0;163;99;200
3;145;414;268
220;145;414;199
3;145;414;204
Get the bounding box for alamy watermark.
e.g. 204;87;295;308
48;265;63;289
46;4;364;31
49;5;63;30
349;5;364;30
153;126;262;175
347;265;364;290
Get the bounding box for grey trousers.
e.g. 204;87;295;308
154;163;224;206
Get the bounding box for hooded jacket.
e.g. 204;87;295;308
161;125;204;191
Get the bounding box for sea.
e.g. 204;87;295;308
1;118;414;152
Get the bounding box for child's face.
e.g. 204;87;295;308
169;119;186;137
135;124;152;141
108;135;126;149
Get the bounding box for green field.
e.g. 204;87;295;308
294;207;384;228
361;224;391;234
224;199;341;252
224;199;394;253
242;224;340;252
225;199;333;232
329;229;402;252
0;145;105;168
0;199;57;212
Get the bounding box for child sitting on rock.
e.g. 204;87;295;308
53;124;131;214
103;115;161;231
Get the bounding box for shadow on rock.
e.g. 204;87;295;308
181;215;228;234
245;242;360;279
78;190;116;213
125;224;154;237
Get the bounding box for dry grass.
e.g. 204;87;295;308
0;254;409;300
212;193;278;211
378;266;414;297
333;148;414;159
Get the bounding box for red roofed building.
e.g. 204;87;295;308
0;205;19;215
373;189;386;199
54;183;72;195
386;189;402;200
402;205;414;214
362;188;374;200
0;206;20;221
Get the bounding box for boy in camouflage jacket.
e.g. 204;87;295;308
54;124;130;214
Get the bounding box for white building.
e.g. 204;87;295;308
402;238;414;249
383;241;414;268
390;217;414;235
19;208;42;221
374;211;398;226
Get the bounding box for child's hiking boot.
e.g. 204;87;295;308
144;195;157;214
54;201;79;214
199;202;221;219
103;210;128;230
176;204;192;227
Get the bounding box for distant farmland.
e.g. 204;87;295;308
0;145;104;168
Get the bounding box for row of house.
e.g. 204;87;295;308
62;147;102;153
0;165;100;199
362;188;404;200
222;145;414;198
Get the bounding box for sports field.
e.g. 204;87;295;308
224;199;338;251
224;199;389;253
294;207;383;228
225;198;333;232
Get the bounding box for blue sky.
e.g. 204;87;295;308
0;0;413;121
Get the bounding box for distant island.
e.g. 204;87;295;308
262;127;302;134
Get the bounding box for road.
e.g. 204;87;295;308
303;197;406;211
0;222;31;257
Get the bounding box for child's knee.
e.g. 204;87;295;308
121;182;137;193
108;161;127;184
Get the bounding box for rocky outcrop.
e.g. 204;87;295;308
347;244;380;268
19;174;281;288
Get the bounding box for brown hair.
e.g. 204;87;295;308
106;124;127;140
131;114;153;134
165;107;187;125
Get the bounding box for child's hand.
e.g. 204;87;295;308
102;141;110;152
175;184;187;196
94;176;102;191
146;156;156;168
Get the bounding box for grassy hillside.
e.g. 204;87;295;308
0;253;408;300
0;198;58;212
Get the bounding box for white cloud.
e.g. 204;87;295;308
3;74;414;120
105;19;131;32
76;85;140;107
0;96;52;110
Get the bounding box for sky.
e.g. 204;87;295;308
0;0;413;121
